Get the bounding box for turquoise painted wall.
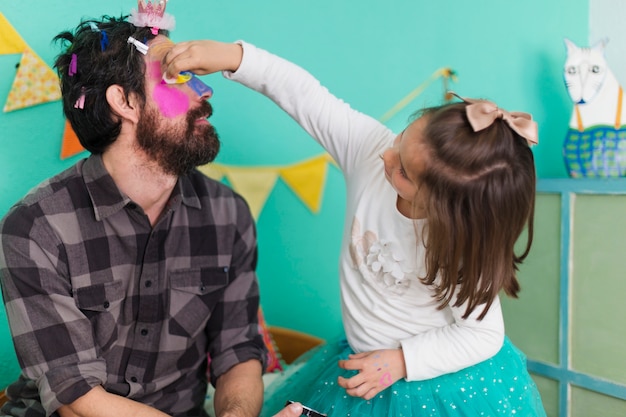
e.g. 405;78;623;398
0;0;588;389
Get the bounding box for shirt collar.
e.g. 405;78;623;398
83;155;202;221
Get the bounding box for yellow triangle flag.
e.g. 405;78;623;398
225;168;279;220
280;155;329;213
0;12;27;55
4;47;61;112
197;163;226;181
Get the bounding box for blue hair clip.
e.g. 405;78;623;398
88;22;108;52
100;31;109;52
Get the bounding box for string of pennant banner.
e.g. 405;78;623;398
0;10;456;219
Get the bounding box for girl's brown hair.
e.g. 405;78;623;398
415;102;536;320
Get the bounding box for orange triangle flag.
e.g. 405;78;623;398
279;155;330;213
0;12;27;55
60;119;85;159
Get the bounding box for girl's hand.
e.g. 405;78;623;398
162;40;243;79
337;349;406;400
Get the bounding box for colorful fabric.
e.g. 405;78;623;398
0;155;266;416
258;308;285;373
563;126;626;177
3;47;61;112
262;338;546;417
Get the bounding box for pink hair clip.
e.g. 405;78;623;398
68;53;78;76
74;90;86;109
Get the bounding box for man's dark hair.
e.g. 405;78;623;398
54;16;167;154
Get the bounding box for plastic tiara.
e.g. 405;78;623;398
128;0;176;33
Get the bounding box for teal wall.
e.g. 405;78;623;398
0;0;589;389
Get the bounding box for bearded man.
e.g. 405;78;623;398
0;15;302;417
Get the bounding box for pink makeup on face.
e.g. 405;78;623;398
147;61;190;118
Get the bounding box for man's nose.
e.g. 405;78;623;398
199;90;213;101
187;75;213;100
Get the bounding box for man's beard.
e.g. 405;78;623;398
136;100;220;176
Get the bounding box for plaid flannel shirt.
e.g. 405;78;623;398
0;155;266;417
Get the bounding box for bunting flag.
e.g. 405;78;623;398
279;154;331;213
198;154;334;218
0;12;27;55
225;168;279;219
196;164;226;182
60;120;86;159
4;47;61;112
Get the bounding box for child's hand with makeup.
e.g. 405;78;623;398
162;40;243;79
337;348;407;400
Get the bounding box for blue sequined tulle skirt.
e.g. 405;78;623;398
262;337;546;417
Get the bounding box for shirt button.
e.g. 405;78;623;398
103;301;110;309
145;281;152;288
127;202;137;210
141;329;148;336
130;376;138;383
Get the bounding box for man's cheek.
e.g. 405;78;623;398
146;61;190;118
152;85;190;118
147;61;163;81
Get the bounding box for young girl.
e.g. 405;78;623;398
163;41;546;416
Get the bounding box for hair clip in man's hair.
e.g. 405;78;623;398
68;53;78;76
87;22;108;51
100;30;109;52
74;88;86;109
128;0;176;34
127;36;149;55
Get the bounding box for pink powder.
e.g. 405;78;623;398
146;61;190;118
147;61;162;80
153;84;190;118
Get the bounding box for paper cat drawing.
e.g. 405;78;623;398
562;38;626;177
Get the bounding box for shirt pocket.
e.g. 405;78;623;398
168;267;229;338
74;280;126;348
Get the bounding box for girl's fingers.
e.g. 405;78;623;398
347;352;369;359
162;43;203;77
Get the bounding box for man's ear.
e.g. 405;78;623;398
106;85;140;124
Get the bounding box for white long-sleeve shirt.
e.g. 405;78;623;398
224;42;505;381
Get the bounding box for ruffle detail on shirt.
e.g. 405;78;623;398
350;218;413;296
